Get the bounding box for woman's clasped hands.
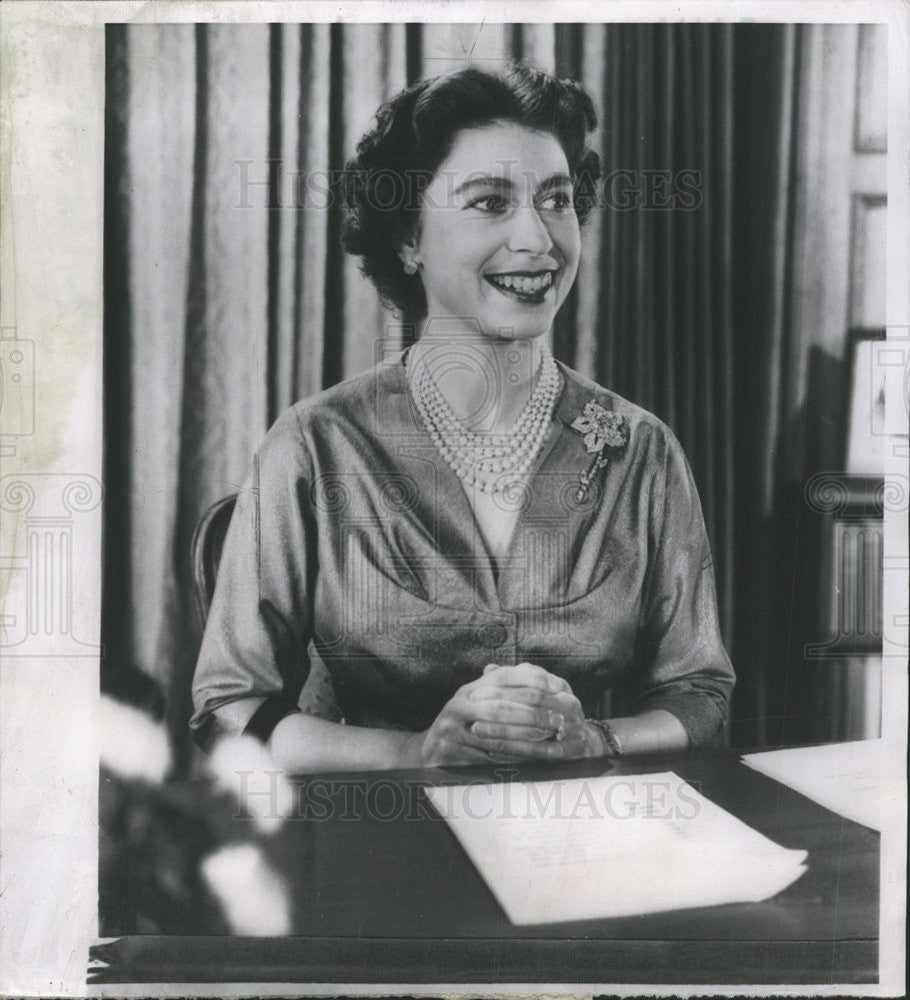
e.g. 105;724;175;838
404;662;605;767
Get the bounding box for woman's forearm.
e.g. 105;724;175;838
266;707;689;773
267;712;422;774
601;708;689;756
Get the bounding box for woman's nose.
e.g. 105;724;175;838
507;205;554;255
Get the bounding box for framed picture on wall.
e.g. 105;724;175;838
845;328;887;475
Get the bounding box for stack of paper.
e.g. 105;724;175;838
425;772;807;925
741;740;883;831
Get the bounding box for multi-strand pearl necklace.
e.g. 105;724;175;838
406;345;562;494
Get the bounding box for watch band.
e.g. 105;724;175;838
585;718;625;757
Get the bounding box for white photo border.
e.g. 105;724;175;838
0;1;906;996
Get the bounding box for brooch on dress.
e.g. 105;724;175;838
570;401;629;502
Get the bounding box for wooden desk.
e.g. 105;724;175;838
90;750;879;985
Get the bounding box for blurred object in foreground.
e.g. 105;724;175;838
201;843;292;936
99;766;231;935
207;735;295;834
99;706;300;935
99;695;171;783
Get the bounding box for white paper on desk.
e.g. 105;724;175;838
424;772;807;925
741;740;883;831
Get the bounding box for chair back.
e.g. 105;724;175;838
189;492;343;721
190;493;238;626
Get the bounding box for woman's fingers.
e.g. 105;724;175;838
462;672;584;743
469;683;583;721
470;721;556;742
425;715;590;766
468;712;593;762
426;701;541;754
468;697;565;731
417;712;518;765
480;662;571;693
469;734;568;761
427;743;503;766
419;669;588;767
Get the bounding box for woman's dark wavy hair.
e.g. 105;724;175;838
341;62;602;317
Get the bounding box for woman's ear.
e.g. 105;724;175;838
398;238;422;276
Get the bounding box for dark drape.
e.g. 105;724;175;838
577;24;737;640
104;22;810;771
730;24;800;748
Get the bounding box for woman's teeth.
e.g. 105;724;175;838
488;272;554;294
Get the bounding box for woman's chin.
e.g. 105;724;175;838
487;325;551;343
478;304;558;341
483;288;565;339
490;313;556;341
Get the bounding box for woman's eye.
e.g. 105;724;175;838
538;191;574;212
469;194;509;213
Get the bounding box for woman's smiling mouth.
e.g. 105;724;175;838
485;270;555;304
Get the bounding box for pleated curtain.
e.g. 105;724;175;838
103;22;799;769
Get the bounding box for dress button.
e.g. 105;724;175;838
477;623;509;648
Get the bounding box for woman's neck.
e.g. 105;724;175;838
410;322;549;434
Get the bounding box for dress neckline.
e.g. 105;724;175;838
393;348;568;596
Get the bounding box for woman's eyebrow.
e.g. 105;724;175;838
537;172;575;190
452;171;574;198
452;175;511;198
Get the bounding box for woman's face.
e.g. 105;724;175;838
406;121;582;342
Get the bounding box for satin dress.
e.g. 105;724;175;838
190;354;735;751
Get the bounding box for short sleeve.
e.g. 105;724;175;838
631;429;735;749
190;408;317;751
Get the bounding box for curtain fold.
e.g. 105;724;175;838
584;24;736;638
103;22;802;769
730;24;799;747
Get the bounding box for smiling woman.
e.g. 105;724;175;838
190;62;735;774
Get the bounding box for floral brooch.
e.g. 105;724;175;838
570;401;629;502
